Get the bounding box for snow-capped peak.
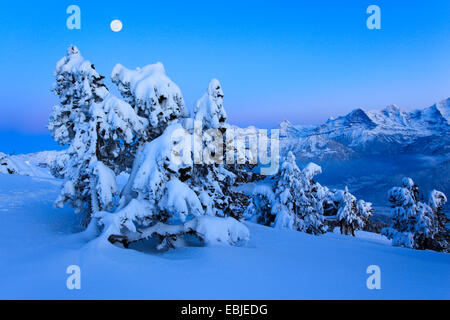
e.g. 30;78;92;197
431;97;450;122
345;108;376;127
381;104;402;118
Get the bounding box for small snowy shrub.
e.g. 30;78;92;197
251;152;327;234
331;187;373;236
244;185;275;225
0;153;17;175
49;150;69;178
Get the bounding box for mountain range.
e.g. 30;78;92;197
2;98;449;178
280;98;450;160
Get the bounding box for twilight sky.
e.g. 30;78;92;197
0;0;449;153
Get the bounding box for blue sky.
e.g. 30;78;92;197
0;0;449;153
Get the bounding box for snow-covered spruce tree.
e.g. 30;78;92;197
382;178;448;251
111;63;189;208
190;79;253;219
49;150;69;179
48;46;148;219
95;123;249;250
194;79;227;130
270;152;327;234
195;79;259;177
48;50;249;250
331;187;373;236
295;162;330;234
191;79;233;215
428;190;449;252
111;62;188;140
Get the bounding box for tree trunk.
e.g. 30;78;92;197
90;176;100;214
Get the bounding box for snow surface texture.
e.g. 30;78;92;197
0;174;448;299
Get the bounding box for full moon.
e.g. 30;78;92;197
110;19;123;32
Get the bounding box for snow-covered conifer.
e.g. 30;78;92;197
249;152;375;236
270;152;327;234
194;79;227;129
111;63;191;207
49;49;253;249
111;62;188;139
332;187;373;236
381;177;447;251
244;185;275;226
295;163;329;235
49;151;69;179
271;152;301;229
49;46;147;219
96;123;249;249
428;190;449;252
190;79;253;219
49;45;108;145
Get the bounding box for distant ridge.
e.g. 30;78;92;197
280;98;450;160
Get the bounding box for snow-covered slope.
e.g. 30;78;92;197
0;151;61;178
281;130;356;161
0;174;448;299
281;98;450;158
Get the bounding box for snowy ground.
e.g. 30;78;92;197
0;174;448;299
0;151;60;178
